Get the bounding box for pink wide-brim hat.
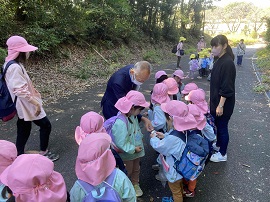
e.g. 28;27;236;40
161;100;197;131
0;154;67;202
185;89;208;114
115;90;149;113
0;140;17;177
75;111;106;145
163;78;179;95
173;70;185;80
188;104;206;130
151;83;170;105
155;70;167;79
75;133;116;186
181;82;198;95
5;36;38;62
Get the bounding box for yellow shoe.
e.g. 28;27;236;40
133;184;143;197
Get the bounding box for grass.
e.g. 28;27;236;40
254;46;270;93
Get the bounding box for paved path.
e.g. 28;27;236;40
1;45;269;202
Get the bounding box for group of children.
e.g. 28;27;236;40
187;48;214;80
0;69;216;202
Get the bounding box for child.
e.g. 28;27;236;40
3;36;58;161
148;83;170;133
155;70;168;83
197;55;210;79
172;70;186;100
183;104;208;197
74;111;106;145
181;83;199;100
150;100;197;202
0;140;17;202
112;90;149;197
0;154;67;202
188;54;199;79
163;78;179;100
70;133;136;202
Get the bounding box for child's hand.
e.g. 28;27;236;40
156;132;165;139
135;146;142;153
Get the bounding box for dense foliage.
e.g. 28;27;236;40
0;0;213;55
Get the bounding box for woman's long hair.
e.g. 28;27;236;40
210;35;235;61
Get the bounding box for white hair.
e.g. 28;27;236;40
134;61;152;73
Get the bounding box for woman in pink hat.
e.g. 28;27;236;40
172;69;186;100
70;133;136;201
0;154;67;202
150;100;197;202
113;90;149;197
0;140;17;202
162;78;179;100
3;36;58;161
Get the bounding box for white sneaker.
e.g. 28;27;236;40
197;76;202;79
212;142;220;152
210;152;227;162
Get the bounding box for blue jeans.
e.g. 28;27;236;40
213;115;231;156
237;55;243;65
16;116;51;155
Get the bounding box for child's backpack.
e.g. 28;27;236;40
103;113;128;153
170;130;209;181
0;60;18;122
171;44;177;53
76;169;121;202
205;113;217;135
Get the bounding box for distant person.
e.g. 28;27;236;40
209;34;236;163
3;35;58;161
236;39;246;66
175;37;186;69
70;133;136;202
0;154;67;202
101;61;153;131
188;54;199;80
197;36;206;53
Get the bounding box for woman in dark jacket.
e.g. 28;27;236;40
209;35;236;162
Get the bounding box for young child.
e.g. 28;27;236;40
112;90;149;197
150;100;197;202
172;70;186;100
70;133;136;202
0;140;17;202
148;83;170;133
163;78;179;100
0;154;67;202
188;54;199;79
74;111;106;145
183;104;208;197
155;70;168;83
198;54;210;79
181;82;199;100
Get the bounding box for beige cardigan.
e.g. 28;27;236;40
4;62;46;121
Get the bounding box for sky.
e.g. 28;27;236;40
213;0;270;8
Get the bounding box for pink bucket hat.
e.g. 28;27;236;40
185;89;208;114
161;100;197;131
181;82;198;95
0;140;17;177
155;70;167;79
188;104;206;130
115;90;149;113
75;111;106;145
5;36;38;62
151;83;170;105
162;78;179;95
0;154;67;202
75;133;116;186
173;70;185;80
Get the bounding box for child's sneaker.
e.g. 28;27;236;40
152;164;160;171
210;152;227;162
197;76;202;79
212;142;220;151
155;174;161;181
43;150;59;162
183;188;195;198
133;184;143;197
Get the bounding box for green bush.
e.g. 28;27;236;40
0;48;6;64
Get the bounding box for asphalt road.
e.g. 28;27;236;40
1;45;269;202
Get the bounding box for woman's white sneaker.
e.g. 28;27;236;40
210;152;227;162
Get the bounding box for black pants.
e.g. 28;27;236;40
177;56;181;68
16;116;51;155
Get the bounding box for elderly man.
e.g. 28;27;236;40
101;61;153;130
